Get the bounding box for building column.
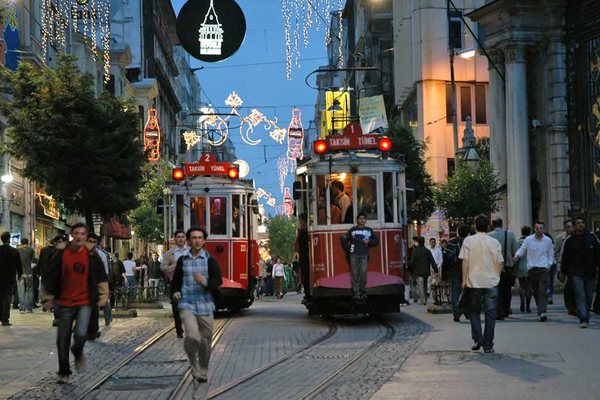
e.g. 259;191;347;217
504;45;532;233
488;50;507;223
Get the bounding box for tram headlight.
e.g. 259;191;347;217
172;167;185;181
378;136;392;153
227;166;240;180
314;139;327;155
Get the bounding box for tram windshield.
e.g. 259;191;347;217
356;175;377;221
232;194;241;237
191;196;207;228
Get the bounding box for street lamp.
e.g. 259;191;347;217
456;116;479;169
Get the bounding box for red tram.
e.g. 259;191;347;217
295;132;407;315
170;154;260;312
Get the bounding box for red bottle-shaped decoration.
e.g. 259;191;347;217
144;108;161;161
287;108;304;160
284;187;294;216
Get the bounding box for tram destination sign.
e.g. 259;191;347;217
326;133;380;151
184;153;231;176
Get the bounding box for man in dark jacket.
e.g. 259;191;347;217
0;231;22;326
447;225;469;321
42;223;108;383
561;216;600;328
171;226;222;390
341;213;379;302
408;236;438;305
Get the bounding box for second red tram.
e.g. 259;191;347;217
169;158;260;312
295;137;407;315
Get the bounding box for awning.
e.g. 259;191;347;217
101;219;132;239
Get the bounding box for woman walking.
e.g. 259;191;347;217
272;257;285;299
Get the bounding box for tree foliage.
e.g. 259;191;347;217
130;161;171;245
0;54;144;225
387;118;435;222
434;159;500;223
266;215;297;263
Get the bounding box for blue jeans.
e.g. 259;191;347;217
468;286;498;351
17;275;33;312
350;254;368;298
450;273;462;316
56;304;92;376
571;276;597;323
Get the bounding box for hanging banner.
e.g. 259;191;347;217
359;95;388;134
176;0;246;62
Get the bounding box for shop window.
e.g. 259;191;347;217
356;175;378;221
210;197;227;235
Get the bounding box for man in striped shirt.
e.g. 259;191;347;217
171;226;222;389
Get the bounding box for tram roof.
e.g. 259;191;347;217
297;152;405;175
169;175;256;194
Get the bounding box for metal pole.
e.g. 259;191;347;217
447;0;459;154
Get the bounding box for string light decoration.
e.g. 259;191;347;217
197;92;287;147
143;108;161;161
281;0;343;80
183;130;202;149
40;0;111;82
287;108;304;160
277;157;296;194
35;193;60;220
255;188;277;208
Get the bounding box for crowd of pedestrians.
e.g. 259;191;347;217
404;214;600;354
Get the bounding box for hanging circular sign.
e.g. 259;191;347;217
176;0;246;62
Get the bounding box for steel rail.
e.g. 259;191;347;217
76;324;176;400
206;319;338;399
169;318;233;400
298;320;396;400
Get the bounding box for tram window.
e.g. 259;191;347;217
190;196;207;228
330;173;353;224
176;195;185;231
316;175;327;225
356;175;378;221
232;194;241;237
383;173;394;223
210;197;227;235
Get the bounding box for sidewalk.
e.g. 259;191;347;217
0;306;170;399
372;296;600;400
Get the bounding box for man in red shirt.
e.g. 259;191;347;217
43;223;108;384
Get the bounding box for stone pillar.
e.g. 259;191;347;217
488;51;507;223
504;45;532;233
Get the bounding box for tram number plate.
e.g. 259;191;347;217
240;244;247;252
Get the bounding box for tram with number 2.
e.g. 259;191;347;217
294;126;407;316
170;153;260;312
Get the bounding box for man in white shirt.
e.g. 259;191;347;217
428;238;443;273
161;230;190;338
513;221;555;322
459;214;503;353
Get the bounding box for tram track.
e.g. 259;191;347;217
77;317;232;400
206;317;395;400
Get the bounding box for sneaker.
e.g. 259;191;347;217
548;298;554;305
1;321;11;326
197;375;208;383
56;375;69;384
484;348;495;354
453;315;460;322
540;313;547;322
579;321;588;329
75;355;85;372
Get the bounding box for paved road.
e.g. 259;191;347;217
372;295;600;400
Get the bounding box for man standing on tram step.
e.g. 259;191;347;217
488;218;518;320
560;216;600;328
512;221;555;322
0;231;22;326
171;226;222;390
341;213;379;302
42;222;108;383
460;214;503;354
161;230;189;338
